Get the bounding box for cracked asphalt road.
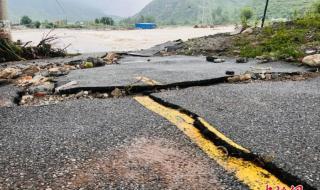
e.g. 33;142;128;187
1;54;319;189
0;98;246;189
154;78;320;188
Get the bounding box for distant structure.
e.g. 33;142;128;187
135;23;157;29
0;0;11;40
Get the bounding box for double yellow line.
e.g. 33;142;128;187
134;76;289;189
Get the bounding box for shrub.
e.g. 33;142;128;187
240;7;253;27
20;16;32;26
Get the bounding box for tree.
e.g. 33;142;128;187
20;16;32;25
33;21;41;28
99;17;114;25
240;7;253;27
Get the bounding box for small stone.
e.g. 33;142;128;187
227;76;241;83
239;74;251;81
22;66;40;76
29;82;54;95
83;91;89;95
225;71;235;75
241;27;254;35
75;91;85;98
236;57;248;63
87;57;106;67
206;56;218;62
265;74;272;80
20;95;34;105
103;53;120;64
111;88;123;98
259;73;266;79
213;59;225;63
302;54;320;67
0;67;22;79
271;73;280;79
305;49;316;55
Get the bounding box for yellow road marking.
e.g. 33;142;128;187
135;76;162;86
134;96;289;190
198;118;250;153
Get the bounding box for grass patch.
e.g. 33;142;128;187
233;15;320;60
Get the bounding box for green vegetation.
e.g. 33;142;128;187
135;0;317;25
95;17;115;26
20;16;32;26
233;2;320;60
240;7;253;28
0;36;67;63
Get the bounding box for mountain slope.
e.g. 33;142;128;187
8;0;107;22
136;0;317;24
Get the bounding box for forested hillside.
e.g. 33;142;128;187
136;0;317;24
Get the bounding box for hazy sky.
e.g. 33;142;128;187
89;0;153;17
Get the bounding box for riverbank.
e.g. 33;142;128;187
11;26;234;53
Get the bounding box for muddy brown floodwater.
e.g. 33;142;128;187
11;26;234;53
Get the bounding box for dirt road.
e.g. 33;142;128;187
11;26;234;53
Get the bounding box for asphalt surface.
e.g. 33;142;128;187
0;98;247;189
57;55;309;90
0;85;20;107
154;78;320;188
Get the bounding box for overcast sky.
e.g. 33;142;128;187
89;0;153;17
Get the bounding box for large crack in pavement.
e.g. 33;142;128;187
15;71;320;107
143;95;317;190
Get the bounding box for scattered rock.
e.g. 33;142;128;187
236;57;248;63
103;53;120;64
22;66;40;76
227;75;241;83
75;91;85;98
302;54;320;67
285;56;296;62
241;27;254;35
28;82;55;95
213;59;225;63
20;95;34;105
206;56;218;62
111;88;124;98
0;68;22;79
305;49;316;55
240;73;252;81
228;74;251;83
225;71;235;75
48;67;69;77
87;57;106;67
265;74;272;80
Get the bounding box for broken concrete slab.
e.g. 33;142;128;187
55;55;309;93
